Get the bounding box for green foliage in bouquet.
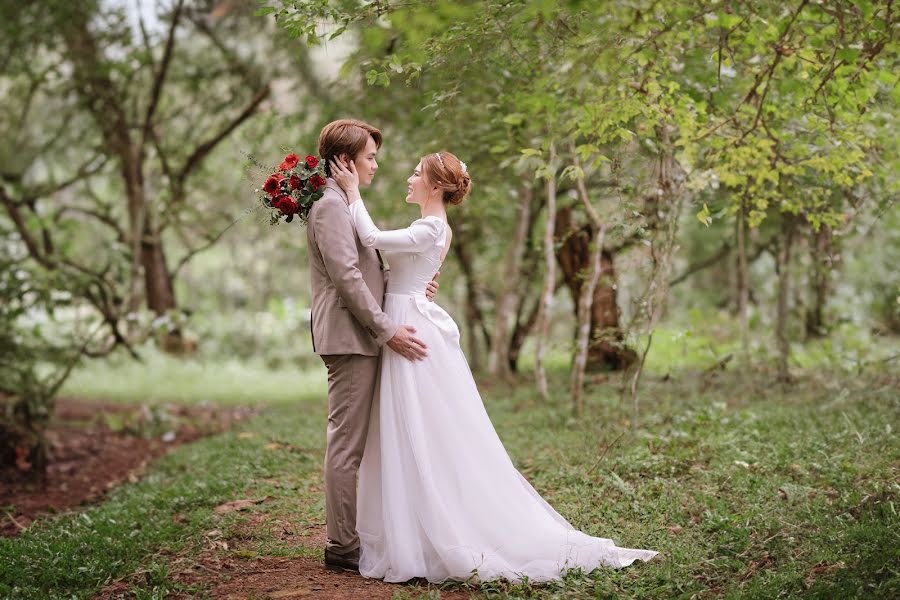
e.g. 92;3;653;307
257;153;327;226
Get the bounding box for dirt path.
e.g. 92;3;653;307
98;521;476;599
1;398;255;538
174;554;470;600
180;521;477;599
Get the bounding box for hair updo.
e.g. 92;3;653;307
421;151;472;206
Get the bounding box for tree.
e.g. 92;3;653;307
0;0;311;474
269;0;898;399
2;1;274;354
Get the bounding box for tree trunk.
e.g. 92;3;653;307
508;293;539;372
0;394;49;482
571;224;605;417
534;141;558;400
805;224;832;339
488;185;532;379
506;187;546;372
736;195;750;357
625;123;685;425
775;214;797;382
568;149;609;417
555;206;636;372
141;225;177;315
451;222;491;365
62;7;179;319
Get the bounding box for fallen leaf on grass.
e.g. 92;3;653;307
214;496;271;514
667;525;683;534
237;432;255;439
804;561;846;587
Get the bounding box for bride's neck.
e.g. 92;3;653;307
420;197;447;221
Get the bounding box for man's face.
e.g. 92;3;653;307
351;136;379;187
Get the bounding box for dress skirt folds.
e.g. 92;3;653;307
347;202;658;583
355;292;658;583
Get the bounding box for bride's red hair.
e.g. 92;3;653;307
421;151;471;206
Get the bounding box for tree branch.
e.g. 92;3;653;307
669;241;732;286
737;0;809;144
141;0;185;152
56;205;126;242
28;155;108;200
173;83;271;192
171;212;246;282
0;188;52;268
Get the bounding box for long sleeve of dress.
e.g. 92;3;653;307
350;198;443;252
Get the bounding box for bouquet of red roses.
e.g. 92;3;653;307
258;152;327;225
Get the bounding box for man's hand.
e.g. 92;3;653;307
387;326;428;361
425;271;440;302
329;158;361;202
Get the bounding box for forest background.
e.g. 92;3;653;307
0;1;897;598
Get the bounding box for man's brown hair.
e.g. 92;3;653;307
317;119;383;177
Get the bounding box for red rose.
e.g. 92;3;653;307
305;155;319;168
289;175;301;190
279;153;300;171
273;195;299;215
263;174;284;196
309;175;326;190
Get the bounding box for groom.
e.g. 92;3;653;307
307;118;436;572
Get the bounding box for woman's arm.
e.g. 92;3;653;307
349;199;443;252
330;157;444;252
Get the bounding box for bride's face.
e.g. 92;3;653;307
406;161;430;205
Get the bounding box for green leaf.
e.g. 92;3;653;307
363;70;390;87
719;13;741;29
696;202;712;227
836;48;860;62
575;144;599;161
560;165;584;182
876;70;897;86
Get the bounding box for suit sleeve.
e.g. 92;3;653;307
312;197;398;346
350;199;444;252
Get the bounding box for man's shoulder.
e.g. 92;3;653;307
311;190;348;216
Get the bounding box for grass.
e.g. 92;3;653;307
2;343;898;598
60;343;326;407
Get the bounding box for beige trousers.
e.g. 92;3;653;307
320;353;380;555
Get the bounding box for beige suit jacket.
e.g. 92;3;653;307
307;179;398;356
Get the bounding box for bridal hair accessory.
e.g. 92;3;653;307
435;152;467;174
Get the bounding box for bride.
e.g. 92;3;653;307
328;151;658;583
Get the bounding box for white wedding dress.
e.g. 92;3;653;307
348;199;658;583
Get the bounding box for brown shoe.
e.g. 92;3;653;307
324;548;359;572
